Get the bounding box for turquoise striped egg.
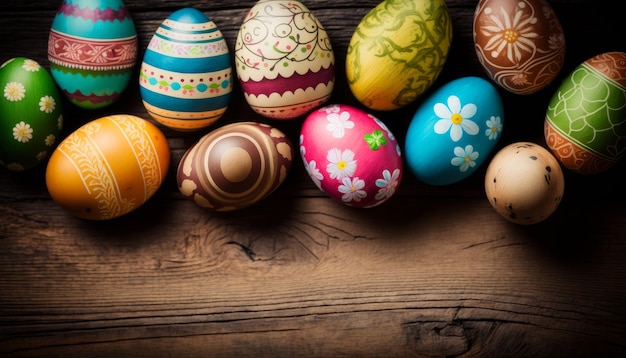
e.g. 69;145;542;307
139;8;233;131
48;0;138;109
405;76;504;185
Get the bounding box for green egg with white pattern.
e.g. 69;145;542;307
0;57;63;172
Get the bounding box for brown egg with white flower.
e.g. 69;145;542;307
473;0;566;95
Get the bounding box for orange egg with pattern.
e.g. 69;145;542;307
45;114;170;220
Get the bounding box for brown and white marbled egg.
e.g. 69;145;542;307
177;121;293;211
473;0;566;95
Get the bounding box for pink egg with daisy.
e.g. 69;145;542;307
300;104;403;208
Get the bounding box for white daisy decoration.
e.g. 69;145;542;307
326;148;357;180
39;95;56;113
485;115;503;140
13;121;33;143
57;114;64;129
305;159;324;189
375;168;401;200
451;145;479;173
4;82;25;102
45;134;56;146
434;95;479;142
326;110;354;138
22;59;41;72
338;177;367;203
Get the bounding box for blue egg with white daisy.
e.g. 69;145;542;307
404;76;504;186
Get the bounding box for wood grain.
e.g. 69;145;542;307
1;0;626;357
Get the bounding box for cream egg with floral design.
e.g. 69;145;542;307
0;57;63;171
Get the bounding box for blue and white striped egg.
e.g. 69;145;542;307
139;7;233;131
405;76;504;185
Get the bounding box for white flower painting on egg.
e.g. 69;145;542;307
433;95;479;142
375;169;400;200
13;121;33;143
39;96;56;113
485;116;503;140
326;148;357;180
4;82;25;102
451;145;479;172
326;110;354;138
22;59;41;72
338;177;366;203
480;1;540;66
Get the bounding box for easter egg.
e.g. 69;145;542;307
300;104;403;208
544;51;626;174
139;8;233;131
346;0;453;111
405;76;504;186
177;122;293;211
0;58;64;172
46;114;170;220
484;142;564;225
473;0;566;95
48;0;138;109
234;0;335;120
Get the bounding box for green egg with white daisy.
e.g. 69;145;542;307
404;76;504;186
0;57;63;172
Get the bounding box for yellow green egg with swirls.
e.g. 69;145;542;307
346;0;453;111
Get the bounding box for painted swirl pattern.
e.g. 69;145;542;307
177;122;293;211
346;0;452;111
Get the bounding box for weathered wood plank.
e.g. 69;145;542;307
1;196;625;356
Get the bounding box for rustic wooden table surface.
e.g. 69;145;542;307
1;0;625;357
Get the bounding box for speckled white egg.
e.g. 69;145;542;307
234;0;335;120
484;141;564;225
300;104;403;208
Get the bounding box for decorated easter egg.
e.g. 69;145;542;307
346;0;453;111
48;0;138;109
234;0;335;120
405;76;504;185
473;0;566;95
46;114;170;220
177;121;293;211
300;104;403;208
0;58;63;171
544;51;626;174
484;141;564;225
139;8;233;131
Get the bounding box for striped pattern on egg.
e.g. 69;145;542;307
177;122;293;211
140;8;233;131
45;115;170;220
48;0;138;109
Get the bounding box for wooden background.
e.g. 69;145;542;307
1;0;625;356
